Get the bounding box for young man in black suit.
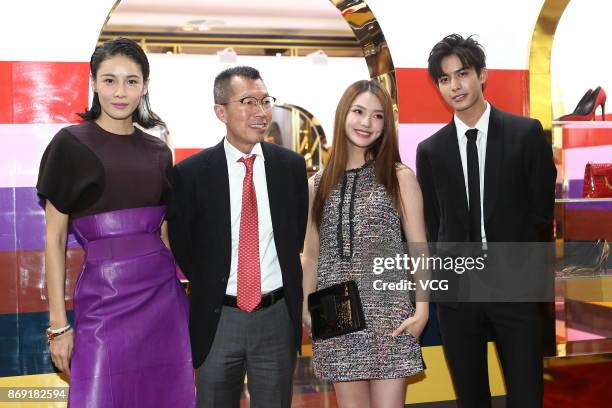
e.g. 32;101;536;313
416;34;556;408
169;66;308;408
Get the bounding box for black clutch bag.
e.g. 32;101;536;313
307;280;366;341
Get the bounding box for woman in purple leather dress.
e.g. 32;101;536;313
37;38;195;407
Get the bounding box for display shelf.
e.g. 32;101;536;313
551;120;611;356
552;120;612;126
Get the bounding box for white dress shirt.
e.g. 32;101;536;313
224;137;283;296
454;102;490;243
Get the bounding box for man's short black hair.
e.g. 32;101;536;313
427;34;486;82
213;66;263;104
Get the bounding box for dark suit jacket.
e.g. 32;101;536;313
168;139;308;368
416;105;556;245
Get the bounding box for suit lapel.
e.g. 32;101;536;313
206;140;232;271
443;121;470;224
261;143;288;257
483;106;503;224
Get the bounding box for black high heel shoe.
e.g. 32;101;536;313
557;86;607;121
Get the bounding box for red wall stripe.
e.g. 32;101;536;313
396;68;530;124
563;127;612;149
174;148;204;164
564;209;612;241
0;63;13;123
0;252;17;315
0;249;83;314
0;61;89;124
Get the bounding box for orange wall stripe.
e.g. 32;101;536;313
563;126;612;149
0;61;89;124
174;148;204;164
396;68;530;124
0;62;14;123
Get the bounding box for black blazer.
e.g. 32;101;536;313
416;105;556;245
168;139;308;368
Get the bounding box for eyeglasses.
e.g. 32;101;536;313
220;96;276;109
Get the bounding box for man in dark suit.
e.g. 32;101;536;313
416;35;556;408
169;66;308;408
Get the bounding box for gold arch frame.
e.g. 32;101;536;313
274;103;329;172
99;0;397;165
100;0;397;120
528;0;571;131
331;0;397;117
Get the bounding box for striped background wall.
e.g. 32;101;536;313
0;61;88;377
395;67;530;170
5;0;608;405
0;1;118;385
362;0;544;171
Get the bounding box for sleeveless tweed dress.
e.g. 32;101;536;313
312;162;424;381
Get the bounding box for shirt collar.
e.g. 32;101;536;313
454;101;491;140
224;137;265;164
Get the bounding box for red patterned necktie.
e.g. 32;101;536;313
236;155;261;312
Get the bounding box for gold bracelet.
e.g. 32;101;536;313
46;325;72;343
47;324;71;334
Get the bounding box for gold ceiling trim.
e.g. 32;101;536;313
99;33;359;47
96;41;361;53
529;0;570;131
99;1;122;39
98;1;396;148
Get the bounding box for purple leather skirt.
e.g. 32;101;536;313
68;206;195;407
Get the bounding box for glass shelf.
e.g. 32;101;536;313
552;120;612;127
555;198;612;203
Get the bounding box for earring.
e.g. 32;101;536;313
137;98;151;122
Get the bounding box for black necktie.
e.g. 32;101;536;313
466;129;481;242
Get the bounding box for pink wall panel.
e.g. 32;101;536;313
6;61;89;124
563;145;612;180
398;123;445;170
396;68;530;124
0;124;67;188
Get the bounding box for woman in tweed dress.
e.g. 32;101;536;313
302;80;429;407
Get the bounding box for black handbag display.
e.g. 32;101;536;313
307;280;366;341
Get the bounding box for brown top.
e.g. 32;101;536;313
37;121;172;218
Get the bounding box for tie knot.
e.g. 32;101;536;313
465;128;478;141
238;155;256;172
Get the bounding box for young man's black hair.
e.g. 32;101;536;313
427;34;486;82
